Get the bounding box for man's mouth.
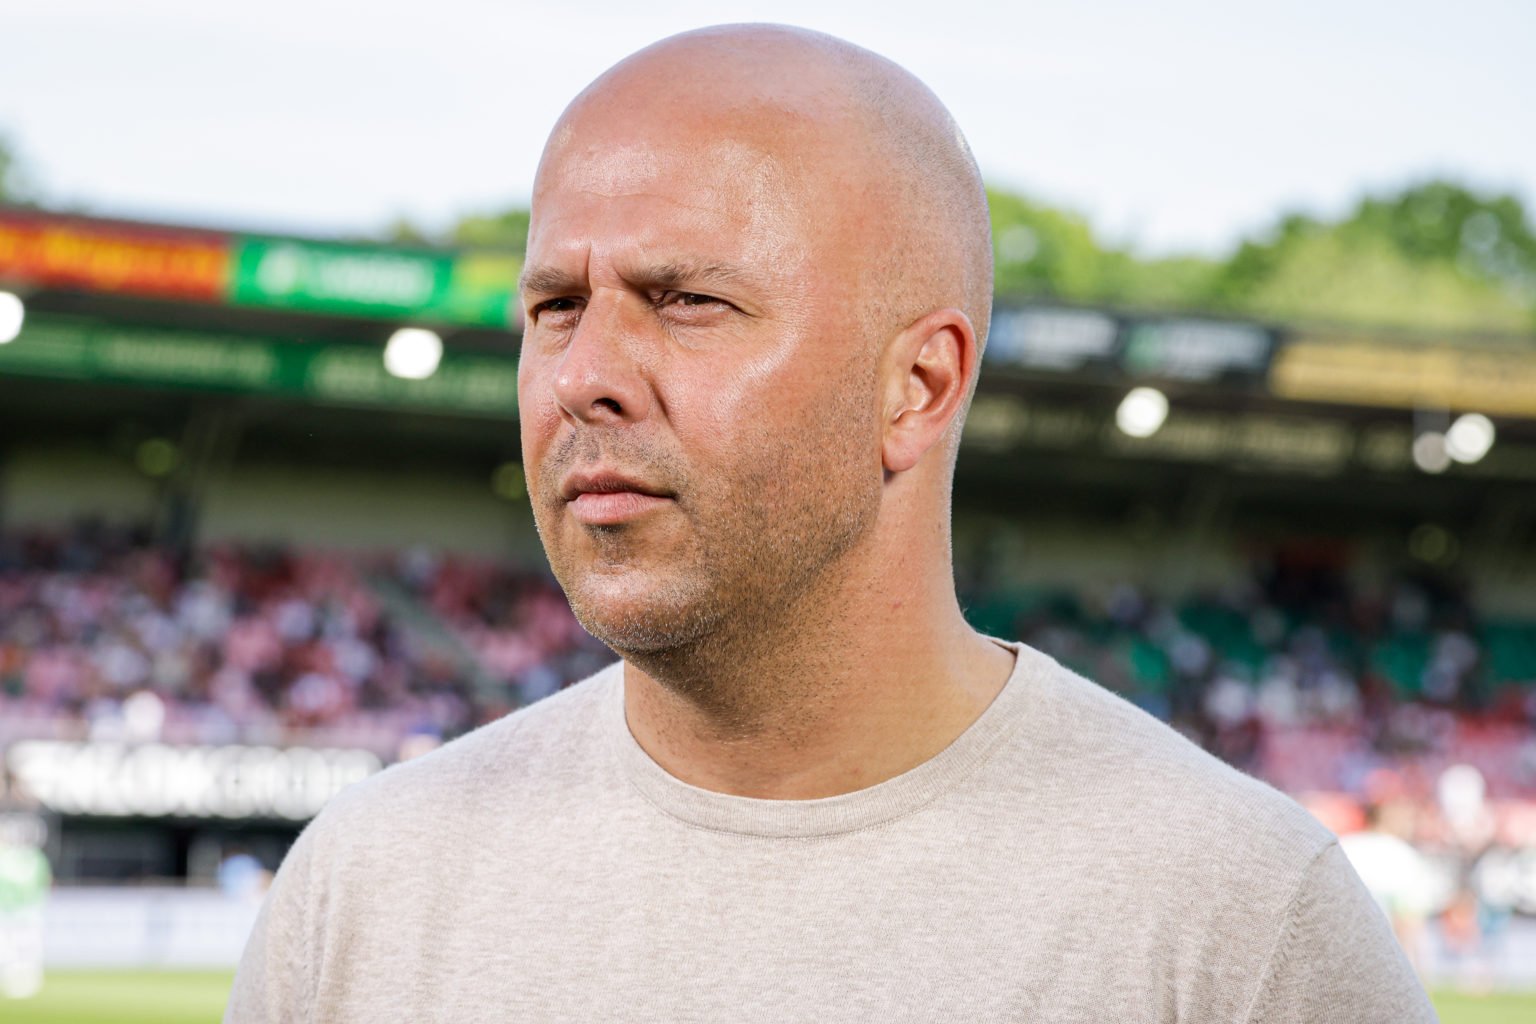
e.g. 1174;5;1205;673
559;469;675;526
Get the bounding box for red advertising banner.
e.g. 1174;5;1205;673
0;211;231;300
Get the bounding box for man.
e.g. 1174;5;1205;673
227;25;1435;1022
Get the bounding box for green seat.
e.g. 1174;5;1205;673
1371;632;1431;698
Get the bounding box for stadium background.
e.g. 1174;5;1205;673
3;6;1536;1022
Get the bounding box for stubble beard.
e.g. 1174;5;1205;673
532;388;881;707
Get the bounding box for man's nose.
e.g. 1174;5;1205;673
550;292;653;426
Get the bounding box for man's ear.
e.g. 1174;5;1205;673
880;308;978;475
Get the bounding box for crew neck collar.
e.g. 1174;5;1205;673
604;640;1039;838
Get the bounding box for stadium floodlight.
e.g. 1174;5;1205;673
383;327;444;380
1411;430;1450;474
491;461;527;501
1445;413;1495;464
135;439;180;477
1115;386;1169;439
0;291;24;344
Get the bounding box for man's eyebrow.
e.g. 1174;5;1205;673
519;260;759;297
632;260;755;292
520;265;584;297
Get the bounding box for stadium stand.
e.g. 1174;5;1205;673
0;522;605;757
962;562;1536;800
3;519;1531;810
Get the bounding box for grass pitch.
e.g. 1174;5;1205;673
3;971;1533;1022
1431;989;1536;1024
4;970;234;1023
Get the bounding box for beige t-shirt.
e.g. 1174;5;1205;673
226;643;1435;1023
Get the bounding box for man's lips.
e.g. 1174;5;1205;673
569;491;673;525
559;470;674;526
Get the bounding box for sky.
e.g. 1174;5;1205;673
1;0;1532;255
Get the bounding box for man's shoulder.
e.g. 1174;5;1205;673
965;648;1430;1021
304;662;622;841
997;645;1335;874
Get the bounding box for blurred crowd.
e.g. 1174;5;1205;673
963;558;1536;795
0;522;606;757
4;523;1534;785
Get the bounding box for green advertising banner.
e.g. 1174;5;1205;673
0;315;519;418
230;238;521;328
0;209;523;330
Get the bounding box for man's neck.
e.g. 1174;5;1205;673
618;537;1016;800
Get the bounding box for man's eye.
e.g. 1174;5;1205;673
658;291;727;309
531;298;583;321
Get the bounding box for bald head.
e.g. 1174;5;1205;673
534;24;993;360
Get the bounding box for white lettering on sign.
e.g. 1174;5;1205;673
5;741;382;820
987;308;1119;370
313;255;435;305
1124;321;1272;380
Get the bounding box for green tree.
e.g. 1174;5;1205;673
988;188;1107;300
988;187;1221;311
451;208;531;253
383;208;530;252
1207;182;1536;333
383;216;433;247
1098;249;1220;311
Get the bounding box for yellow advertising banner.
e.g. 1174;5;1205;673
1270;337;1536;417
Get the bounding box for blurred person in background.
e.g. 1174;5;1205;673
226;24;1434;1022
1340;797;1438;972
1432;764;1504;991
0;815;50;1001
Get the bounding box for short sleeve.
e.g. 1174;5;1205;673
1242;841;1438;1023
224;824;320;1024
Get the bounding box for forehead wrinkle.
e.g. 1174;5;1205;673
529;172;807;298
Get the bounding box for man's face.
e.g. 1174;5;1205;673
518;122;884;656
